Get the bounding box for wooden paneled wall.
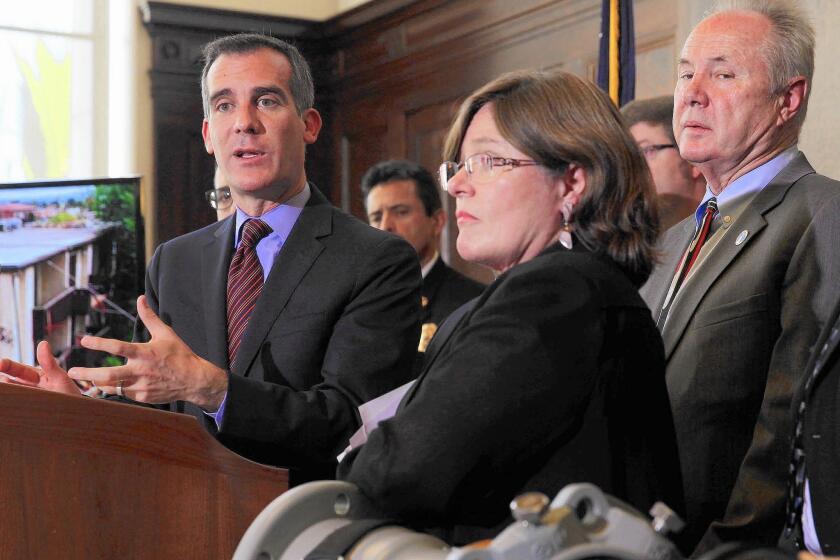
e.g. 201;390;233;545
143;0;677;280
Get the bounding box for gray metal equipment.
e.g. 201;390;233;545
234;481;685;560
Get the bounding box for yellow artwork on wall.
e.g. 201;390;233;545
16;39;72;179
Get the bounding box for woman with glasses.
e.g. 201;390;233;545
337;69;683;545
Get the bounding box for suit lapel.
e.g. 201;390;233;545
804;300;840;400
422;259;447;302
642;219;694;316
201;217;236;370
230;188;331;378
399;297;478;408
662;152;815;360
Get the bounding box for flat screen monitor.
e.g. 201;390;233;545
0;176;144;367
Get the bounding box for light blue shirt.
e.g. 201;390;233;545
662;147;800;313
804;480;822;554
693;146;798;230
208;183;311;427
233;184;310;281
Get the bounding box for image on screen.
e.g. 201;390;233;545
0;176;143;368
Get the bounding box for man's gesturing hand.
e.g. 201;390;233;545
68;295;229;410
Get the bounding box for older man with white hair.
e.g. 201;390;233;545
641;0;840;553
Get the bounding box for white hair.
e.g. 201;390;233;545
708;0;815;131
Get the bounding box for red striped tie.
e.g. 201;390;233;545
657;197;718;328
673;197;718;294
227;219;272;367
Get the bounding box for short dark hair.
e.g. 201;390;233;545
360;160;442;216
200;33;314;117
620;96;677;144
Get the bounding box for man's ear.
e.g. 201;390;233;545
202;119;214;156
302;108;323;144
777;76;808;126
432;208;446;237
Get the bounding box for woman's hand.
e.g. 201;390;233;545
0;341;83;397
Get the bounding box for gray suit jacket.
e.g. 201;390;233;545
142;186;422;481
640;152;840;552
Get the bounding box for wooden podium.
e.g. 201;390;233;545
0;383;288;559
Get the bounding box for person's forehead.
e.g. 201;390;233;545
630;121;670;142
682;11;771;62
207;48;292;88
462;105;522;158
464;105;501;140
369;179;421;204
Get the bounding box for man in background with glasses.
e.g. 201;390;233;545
205;165;235;221
361;160;484;353
622;96;705;230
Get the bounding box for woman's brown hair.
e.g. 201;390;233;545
443;70;659;286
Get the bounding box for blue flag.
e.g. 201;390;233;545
597;0;636;106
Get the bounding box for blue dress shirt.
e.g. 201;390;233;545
208;184;310;426
693;146;798;230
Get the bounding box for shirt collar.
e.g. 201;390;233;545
234;183;311;246
694;146;798;228
420;252;439;279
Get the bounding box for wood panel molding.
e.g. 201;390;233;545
140;0;679;279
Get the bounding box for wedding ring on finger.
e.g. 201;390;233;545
116;380;125;398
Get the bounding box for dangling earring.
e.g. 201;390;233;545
559;202;574;250
559;202;572;249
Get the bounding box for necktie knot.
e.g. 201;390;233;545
695;197;719;232
239;219;272;249
705;197;718;215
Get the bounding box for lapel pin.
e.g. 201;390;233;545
735;230;749;245
418;322;438;352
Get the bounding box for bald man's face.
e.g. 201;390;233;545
674;11;781;179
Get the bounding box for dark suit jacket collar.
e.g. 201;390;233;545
401;241;628;408
201;185;334;375
201;216;236;369
661;151;816;360
421;257;449;300
799;297;840;403
399;296;478;409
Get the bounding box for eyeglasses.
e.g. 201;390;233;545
205;186;232;210
438;153;539;192
639;144;677;158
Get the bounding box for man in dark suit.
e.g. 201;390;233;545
0;34;421;482
640;3;840;553
785;296;840;555
361;160;483;352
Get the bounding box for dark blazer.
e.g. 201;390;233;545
792;296;840;555
639;153;840;552
338;243;683;544
421;258;484;328
142;186;421;479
